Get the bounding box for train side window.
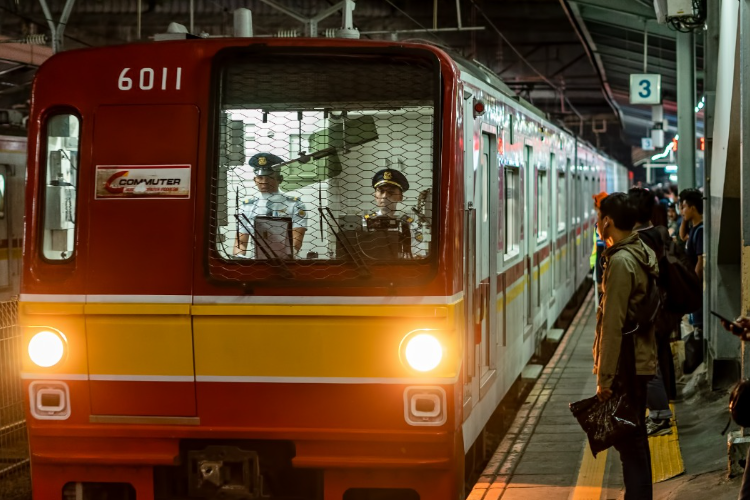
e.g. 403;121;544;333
0;173;6;219
536;168;548;242
591;177;598;216
584;173;589;219
504;166;520;258
42;113;80;261
557;172;566;233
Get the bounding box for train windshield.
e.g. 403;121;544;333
209;51;440;284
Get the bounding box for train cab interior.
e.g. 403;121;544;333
212;52;437;270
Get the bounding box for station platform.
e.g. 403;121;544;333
468;289;688;500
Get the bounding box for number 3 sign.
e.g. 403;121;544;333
629;74;662;105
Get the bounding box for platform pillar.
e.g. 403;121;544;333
741;0;750;388
677;30;697;191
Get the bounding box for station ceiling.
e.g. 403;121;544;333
0;0;703;166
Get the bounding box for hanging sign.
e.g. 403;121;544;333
629;74;662;105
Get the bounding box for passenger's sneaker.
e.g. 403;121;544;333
646;417;672;436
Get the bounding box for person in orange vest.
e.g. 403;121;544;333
592;191;608;298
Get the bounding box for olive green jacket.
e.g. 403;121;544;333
593;232;659;389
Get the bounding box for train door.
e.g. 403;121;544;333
462;93;476;416
476;129;498;391
567;159;574;287
84;105;199;417
573;171;583;288
534;161;548;317
549;154;557;298
462;94;499;415
523;145;533;328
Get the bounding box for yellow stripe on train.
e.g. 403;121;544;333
20;301;463;380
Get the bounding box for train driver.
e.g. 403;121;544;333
233;153;308;258
363;168;425;258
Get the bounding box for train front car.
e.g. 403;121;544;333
20;39;465;500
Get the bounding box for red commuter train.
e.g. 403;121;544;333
19;33;626;500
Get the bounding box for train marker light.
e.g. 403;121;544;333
473;99;486;117
403;333;443;372
28;330;66;368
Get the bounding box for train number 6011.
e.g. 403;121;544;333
118;67;182;91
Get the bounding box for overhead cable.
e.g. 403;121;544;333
467;0;583;120
381;0;449;45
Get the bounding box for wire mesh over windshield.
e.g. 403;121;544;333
208;50;439;285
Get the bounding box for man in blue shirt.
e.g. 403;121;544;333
679;188;704;334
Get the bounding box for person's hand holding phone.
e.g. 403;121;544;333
719;315;750;340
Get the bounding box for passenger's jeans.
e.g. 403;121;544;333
647;364;673;421
614;375;653;500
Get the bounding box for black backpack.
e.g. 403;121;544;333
639;227;702;315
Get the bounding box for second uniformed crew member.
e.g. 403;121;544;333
364;168;425;258
233;153;308;258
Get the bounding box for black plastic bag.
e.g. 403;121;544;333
569;390;638;457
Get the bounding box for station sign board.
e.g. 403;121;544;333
630;74;662;105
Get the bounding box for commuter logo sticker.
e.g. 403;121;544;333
95;165;191;199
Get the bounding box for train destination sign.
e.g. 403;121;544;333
94;165;191;199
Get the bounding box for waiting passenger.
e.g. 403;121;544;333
592;191;608;298
362;168;425;259
593;192;658;500
679;188;704;370
629;187;676;437
667;202;681;238
233;153;308;259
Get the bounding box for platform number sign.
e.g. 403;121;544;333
630;74;662;105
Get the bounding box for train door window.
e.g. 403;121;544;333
582;175;589;221
591;177;598;216
508;114;514;145
557;172;566;233
536;168;548;242
0;172;6;219
504;166;520;258
0;167;8;289
478;133;491;279
572;173;579;226
42;113;80;261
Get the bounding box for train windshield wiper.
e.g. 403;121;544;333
318;207;370;278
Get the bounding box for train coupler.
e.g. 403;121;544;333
187;446;266;499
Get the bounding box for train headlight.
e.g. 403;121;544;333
403;333;443;372
28;330;66;368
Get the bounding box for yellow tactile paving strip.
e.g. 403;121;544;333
650;403;685;483
570;445;608;500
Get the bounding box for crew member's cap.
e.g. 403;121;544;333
592;191;608;209
249;153;284;177
372;169;409;192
